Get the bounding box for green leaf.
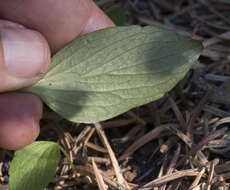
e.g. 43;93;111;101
24;25;203;123
107;6;126;26
9;141;60;190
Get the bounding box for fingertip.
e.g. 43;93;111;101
0;1;114;53
0;93;42;150
0;20;51;92
81;2;115;35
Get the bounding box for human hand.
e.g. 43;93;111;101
0;0;114;150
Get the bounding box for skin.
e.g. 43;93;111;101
0;0;114;150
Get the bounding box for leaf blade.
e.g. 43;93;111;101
9;141;60;190
25;25;203;123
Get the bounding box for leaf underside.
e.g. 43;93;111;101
24;25;203;123
9;142;60;190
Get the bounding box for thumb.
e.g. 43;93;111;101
0;20;50;92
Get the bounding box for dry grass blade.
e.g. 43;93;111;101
215;162;230;174
72;126;92;156
126;111;146;126
84;128;95;144
165;179;182;190
51;125;73;164
89;157;110;164
190;183;203;190
187;90;214;141
95;123;130;190
157;155;168;190
168;96;186;128
119;124;175;160
140;168;201;190
166;144;181;174
160;137;177;154
92;158;108;190
197;0;230;25
203;105;230;117
115;124;143;144
217;172;230;180
135;154;165;183
211;117;230;128
2;1;230;189
176;127;227;168
167;125;208;166
75;165;127;190
159;144;181;190
188;167;205;190
86;142;108;153
203;31;230;47
206;160;217;190
75;126;92;144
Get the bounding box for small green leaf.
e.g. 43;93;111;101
24;26;203;123
9;141;60;190
107;6;126;26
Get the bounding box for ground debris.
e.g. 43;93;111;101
1;0;230;190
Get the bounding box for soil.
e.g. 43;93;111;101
1;0;230;190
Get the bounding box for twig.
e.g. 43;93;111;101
75;126;92;145
86;142;108;153
206;160;216;190
176;127;227;168
168;96;186;128
75;165;127;190
160;144;181;190
203;105;230;117
198;0;230;25
92;158;108;190
158;155;168;190
166;144;181;174
89;157;110;165
119;124;174;160
140;168;201;190
95;123;130;190
167;125;208;166
73;126;92;156
187;90;214;142
188;167;206;190
112;124;143;144
160;137;177;154
126;111;146;126
215;162;230;174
